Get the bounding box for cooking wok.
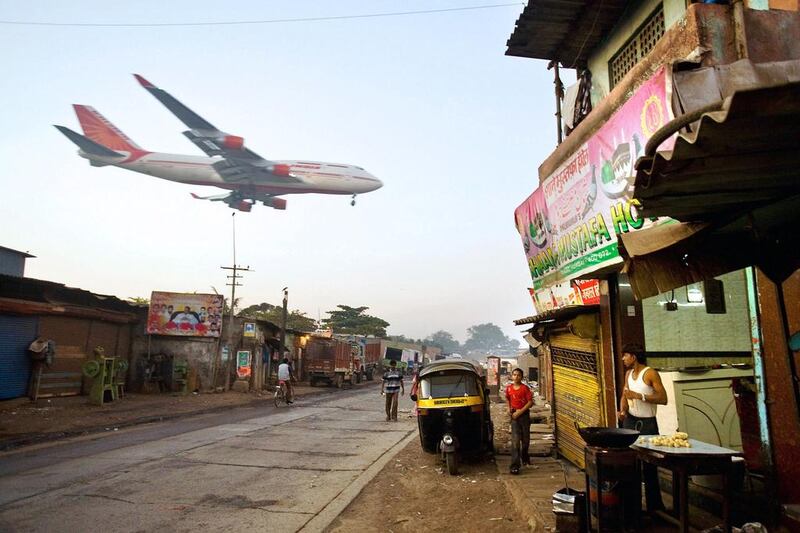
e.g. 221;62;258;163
574;421;639;448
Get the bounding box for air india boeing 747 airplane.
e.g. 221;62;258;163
55;74;382;211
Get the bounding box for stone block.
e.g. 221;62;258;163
232;380;250;393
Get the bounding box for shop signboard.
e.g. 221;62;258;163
146;291;224;337
515;67;676;289
243;322;256;338
529;279;601;315
236;350;251;379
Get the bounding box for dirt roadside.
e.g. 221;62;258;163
326;389;538;533
326;435;530;533
0;381;377;450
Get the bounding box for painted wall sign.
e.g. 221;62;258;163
515;67;676;289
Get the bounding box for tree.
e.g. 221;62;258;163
211;287;240;314
463;323;520;354
127;296;150;306
425;330;461;353
322;305;390;337
387;334;423;344
239;302;317;331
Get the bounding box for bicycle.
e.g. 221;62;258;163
274;380;289;407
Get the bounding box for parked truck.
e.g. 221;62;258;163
306;337;358;388
363;339;382;381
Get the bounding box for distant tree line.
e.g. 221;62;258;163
230;300;520;353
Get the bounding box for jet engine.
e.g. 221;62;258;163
264;197;287;210
270;164;292;177
220;135;245;150
232;200;253;212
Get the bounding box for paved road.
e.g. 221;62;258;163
0;386;417;532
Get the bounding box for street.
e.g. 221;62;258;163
0;386;416;532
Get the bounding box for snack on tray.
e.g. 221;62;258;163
649;432;691;448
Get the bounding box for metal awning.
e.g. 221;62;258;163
514;304;599;326
619;80;800;298
505;1;630;66
634;80;800;222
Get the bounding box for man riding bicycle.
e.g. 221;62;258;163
277;357;295;404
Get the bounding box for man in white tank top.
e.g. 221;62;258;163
618;343;667;513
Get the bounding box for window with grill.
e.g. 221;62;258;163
609;5;665;88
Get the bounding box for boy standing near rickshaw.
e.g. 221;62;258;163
506;368;533;475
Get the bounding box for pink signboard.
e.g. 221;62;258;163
515;67;675;289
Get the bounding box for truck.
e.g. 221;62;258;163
363;339;382;381
306;337;358;388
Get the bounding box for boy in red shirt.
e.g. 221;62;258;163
505;368;533;475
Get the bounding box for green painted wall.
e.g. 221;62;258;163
641;269;753;356
587;0;688;101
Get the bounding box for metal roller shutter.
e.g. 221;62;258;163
551;331;604;469
0;316;38;400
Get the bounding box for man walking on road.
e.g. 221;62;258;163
618;343;667;513
506;368;533;475
381;360;404;422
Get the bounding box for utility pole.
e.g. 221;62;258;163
547;59;565;145
220;213;252;391
280;287;289;359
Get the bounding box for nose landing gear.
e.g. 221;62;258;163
351;194;357;206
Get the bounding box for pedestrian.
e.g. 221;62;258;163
618;343;667;513
277;357;295;404
381;360;404;421
505;368;533;475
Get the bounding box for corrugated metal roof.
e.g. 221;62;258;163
0;274;137;314
619;80;800;298
0;246;35;258
506;0;631;66
514;304;599;326
633;81;800;221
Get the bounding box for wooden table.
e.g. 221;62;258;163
631;438;743;533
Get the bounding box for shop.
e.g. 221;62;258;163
0;274;138;400
506;3;800;525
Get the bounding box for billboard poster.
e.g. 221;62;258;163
147;291;224;337
236;350;251;379
487;357;500;387
528;279;600;315
515;67;675;289
243;323;256;338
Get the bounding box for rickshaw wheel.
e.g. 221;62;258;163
445;452;458;475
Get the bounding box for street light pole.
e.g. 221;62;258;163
220;213;252;391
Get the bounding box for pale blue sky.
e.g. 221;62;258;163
0;1;566;342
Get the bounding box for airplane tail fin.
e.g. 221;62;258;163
72;105;145;153
54;125;125;158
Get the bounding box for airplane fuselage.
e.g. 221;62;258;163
78;150;383;196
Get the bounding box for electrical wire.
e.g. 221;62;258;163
0;2;525;28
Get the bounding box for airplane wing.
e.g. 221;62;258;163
133;74;305;184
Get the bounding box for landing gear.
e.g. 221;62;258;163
351;194;357;206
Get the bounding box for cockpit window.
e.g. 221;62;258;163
419;372;480;399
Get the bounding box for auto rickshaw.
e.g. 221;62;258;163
410;359;494;474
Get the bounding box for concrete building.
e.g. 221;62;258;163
507;1;800;528
0;246;34;278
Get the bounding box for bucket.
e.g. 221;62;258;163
553;464;586;532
